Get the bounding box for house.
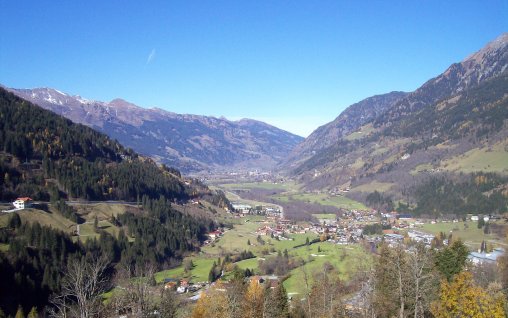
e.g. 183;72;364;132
13;197;33;209
207;231;222;240
468;248;505;265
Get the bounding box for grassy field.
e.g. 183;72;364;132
0;203;134;242
440;142;508;173
155;257;217;283
313;213;337;220
0;243;9;252
420;221;506;250
344;124;375;141
272;192;367;210
151;208;374;295
220;181;300;192
351;181;395;193
0;209;76;233
283;242;371;296
410;163;435;175
221;190;276;207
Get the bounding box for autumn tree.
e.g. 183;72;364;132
191;281;231;318
243;279;264;318
431;271;506;318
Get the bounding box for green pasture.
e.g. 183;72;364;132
420;221;506;250
440;144;508;173
283;242;371;296
351;181;394;193
155;257;217;283
220;181;299;191
313;213;337;220
272;192;367;210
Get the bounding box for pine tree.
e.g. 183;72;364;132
435;240;469;281
8;213;21;228
263;283;289;318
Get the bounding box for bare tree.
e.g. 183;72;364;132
114;262;158;317
406;244;438;318
50;255;110;318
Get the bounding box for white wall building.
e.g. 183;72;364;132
12;197;33;209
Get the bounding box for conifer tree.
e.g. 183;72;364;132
263;283;289;318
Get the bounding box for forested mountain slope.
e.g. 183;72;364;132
0;87;215;202
0;87;230;315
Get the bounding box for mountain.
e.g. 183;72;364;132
6;88;304;172
0;87;232;315
0;86;231;207
287;33;508;200
285;91;408;167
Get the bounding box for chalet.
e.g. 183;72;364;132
207;231;222;240
13;197;33;209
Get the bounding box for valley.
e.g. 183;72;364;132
0;25;507;317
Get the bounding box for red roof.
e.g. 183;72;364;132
16;197;33;201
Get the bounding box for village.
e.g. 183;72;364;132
3;194;506;304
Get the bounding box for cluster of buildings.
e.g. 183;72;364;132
231;203;283;218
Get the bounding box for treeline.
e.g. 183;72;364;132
188;241;508;317
0;215;84;315
363;172;508;217
370;240;507;317
117;196;214;266
0;87;189;202
410;173;508;217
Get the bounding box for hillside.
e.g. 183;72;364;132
0;87;231;314
6;88;304;172
285;91;408;167
287;33;508;205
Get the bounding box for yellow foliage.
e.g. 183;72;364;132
243;280;264;318
431;272;506;318
191;281;230;318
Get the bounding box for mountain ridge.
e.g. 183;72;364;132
7;87;304;173
286;32;508;198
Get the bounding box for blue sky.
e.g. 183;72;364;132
1;1;507;137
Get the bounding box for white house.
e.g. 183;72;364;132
12;197;33;209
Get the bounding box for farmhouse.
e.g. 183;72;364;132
12;197;33;209
207;230;222;240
